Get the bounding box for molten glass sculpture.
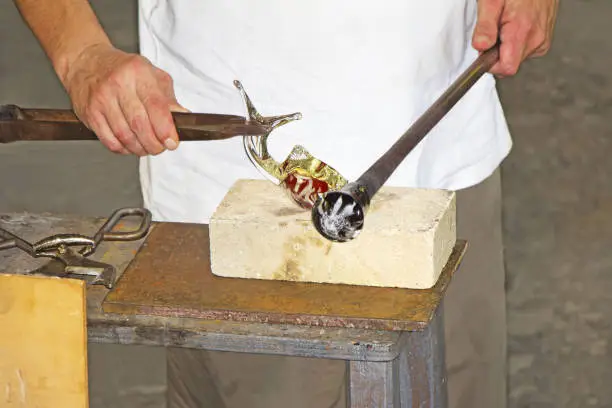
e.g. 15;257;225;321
234;80;347;209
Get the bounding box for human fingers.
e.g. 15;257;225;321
104;97;147;156
531;0;558;57
138;69;188;151
87;110;129;155
118;88;166;155
489;15;531;77
472;0;504;52
489;0;559;76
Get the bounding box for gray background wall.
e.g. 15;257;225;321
2;1;611;407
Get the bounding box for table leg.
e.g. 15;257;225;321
399;304;447;408
347;358;400;407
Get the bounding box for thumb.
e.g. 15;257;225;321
472;0;504;51
164;100;190;149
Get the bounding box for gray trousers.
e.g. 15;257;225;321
167;169;506;408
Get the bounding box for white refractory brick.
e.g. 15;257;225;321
209;179;456;289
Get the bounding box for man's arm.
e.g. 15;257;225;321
14;0;111;85
13;0;184;155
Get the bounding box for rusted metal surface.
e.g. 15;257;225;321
0;212;406;362
347;307;447;407
0;81;307;145
104;222;467;331
87;314;401;362
349;358;400;407
399;304;447;407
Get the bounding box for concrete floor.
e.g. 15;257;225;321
1;1;610;407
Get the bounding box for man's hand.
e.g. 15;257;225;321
63;44;187;156
13;0;187;156
472;0;559;77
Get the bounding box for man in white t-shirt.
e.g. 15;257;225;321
15;1;558;407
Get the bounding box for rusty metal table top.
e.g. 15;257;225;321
104;222;466;331
0;212;465;361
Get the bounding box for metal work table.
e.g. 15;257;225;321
0;212;466;408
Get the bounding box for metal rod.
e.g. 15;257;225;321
0;106;272;143
0;228;35;255
312;45;500;242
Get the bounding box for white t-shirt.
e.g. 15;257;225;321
137;1;512;223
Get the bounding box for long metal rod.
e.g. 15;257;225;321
357;45;500;196
0;106;272;143
312;45;500;242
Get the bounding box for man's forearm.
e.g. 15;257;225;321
13;0;112;84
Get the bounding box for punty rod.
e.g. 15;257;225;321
312;45;501;242
355;46;500;198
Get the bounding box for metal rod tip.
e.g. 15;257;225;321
311;191;365;242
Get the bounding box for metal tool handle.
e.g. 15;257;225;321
0;105;272;143
0;105;98;142
33;234;95;255
85;207;152;255
3;106;82;123
1;223;95;257
0;228;36;255
28;208;151;257
356;45;500;197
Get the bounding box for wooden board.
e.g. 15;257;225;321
0;274;88;408
103;222;467;331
